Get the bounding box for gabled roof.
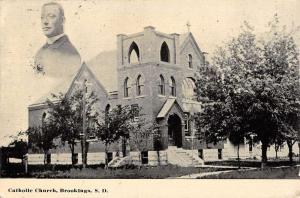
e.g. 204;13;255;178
179;33;189;46
86;50;117;92
66;62;109;98
157;98;184;118
179;32;204;60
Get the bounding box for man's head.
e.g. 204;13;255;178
41;2;65;38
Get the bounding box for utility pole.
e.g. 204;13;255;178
82;79;87;168
75;78;92;168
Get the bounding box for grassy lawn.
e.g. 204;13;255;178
2;164;236;179
198;166;300;179
30;165;237;179
205;160;298;167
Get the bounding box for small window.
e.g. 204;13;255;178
160;42;170;62
124;77;130;97
158;75;165;95
184;113;190;136
42;112;47;126
170;77;176;96
188;54;193;68
136;75;144;96
105;104;110;125
141;151;148;164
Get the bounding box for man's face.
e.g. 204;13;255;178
41;4;64;38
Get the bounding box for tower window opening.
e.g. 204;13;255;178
128;42;140;64
160;42;170;62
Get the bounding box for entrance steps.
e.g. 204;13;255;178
167;146;204;167
108;156;132;168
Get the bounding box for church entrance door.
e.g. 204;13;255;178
167;114;182;148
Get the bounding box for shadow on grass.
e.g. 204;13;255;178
2;164;237;179
198;166;300;179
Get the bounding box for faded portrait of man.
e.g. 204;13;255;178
34;2;81;78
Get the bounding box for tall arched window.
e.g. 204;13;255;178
136;75;144;96
170;77;176;96
182;77;196;100
128;42;140;64
188;54;193;68
160;42;170;62
124;77;131;97
158;75;165;95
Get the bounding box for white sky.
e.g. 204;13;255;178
0;0;300;146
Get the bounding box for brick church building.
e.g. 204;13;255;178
28;27;296;166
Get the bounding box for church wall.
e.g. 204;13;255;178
28;106;47;128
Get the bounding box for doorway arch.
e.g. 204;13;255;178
167;114;183;147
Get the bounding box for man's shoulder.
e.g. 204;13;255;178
33;35;81;77
54;35;80;56
36;35;80;56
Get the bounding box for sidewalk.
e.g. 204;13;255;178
171;164;300;179
169;165;257;179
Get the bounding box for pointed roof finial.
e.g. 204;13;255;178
186;21;191;32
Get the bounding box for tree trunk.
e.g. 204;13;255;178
298;142;300;163
287;140;293;163
122;138;126;157
81;141;89;168
105;143;108;169
138;151;142;171
43;150;50;165
274;144;279;160
157;150;161;166
70;144;75;165
261;143;268;169
237;144;240;169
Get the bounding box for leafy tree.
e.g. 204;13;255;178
26;124;59;164
95;105;134;168
46;89;99;165
130;115;159;167
259;16;300;163
195;16;300;167
8;131;28;157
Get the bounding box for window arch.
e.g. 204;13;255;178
188;54;193;68
158;75;165;95
124;77;131;97
136;75;145;96
170;77;176;96
160;42;170;62
128;42;140;64
182;77;196;100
